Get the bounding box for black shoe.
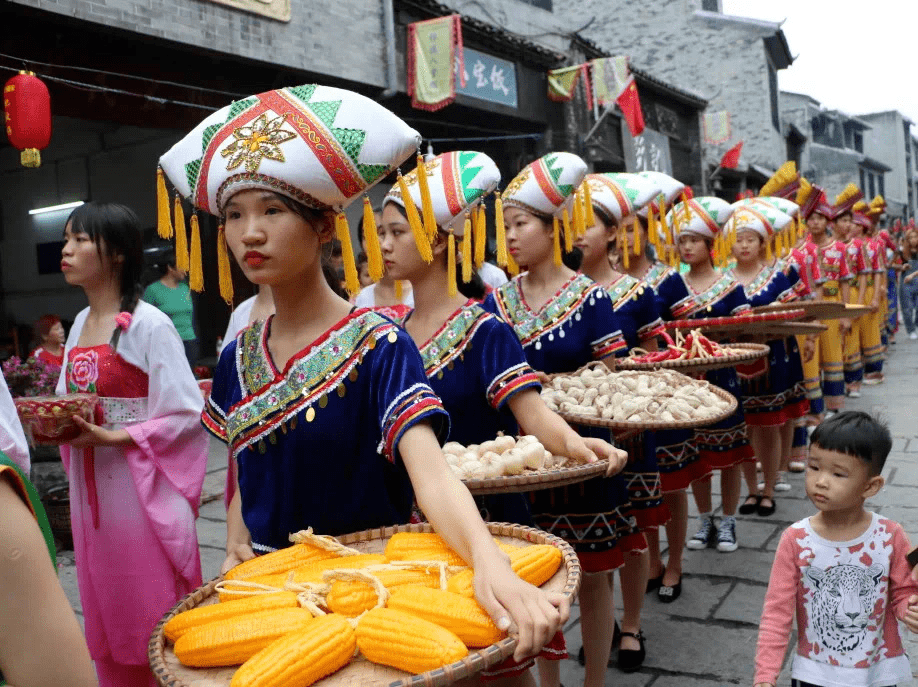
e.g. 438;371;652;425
657;575;682;603
738;494;762;515
577;621;621;666
645;570;664;594
757;496;776;517
617;630;646;673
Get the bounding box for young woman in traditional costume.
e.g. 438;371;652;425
657;197;753;556
158;84;569;663
480;152;636;687
377;150;627;684
573;172;671;670
858;211;887;384
725;200;807;518
800;184;853;413
57;202;209;686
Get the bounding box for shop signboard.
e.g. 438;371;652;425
622;124;672;175
455;48;518;109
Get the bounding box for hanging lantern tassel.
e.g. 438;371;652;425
474;205;486;269
562;208;573;253
583;181;595;227
447;231;458;297
633;217;642;256
552;216;562;266
188;213;204;292
156;168;173;239
395;280;404;302
174;196;190;272
495;193;508;267
398;172;433;263
216;224;234;305
363;197;384;282
461;214;473;283
416;154;438;239
335;212;361;296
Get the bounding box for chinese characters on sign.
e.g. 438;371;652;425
203;0;290;21
455;48;518;109
622;124;673;175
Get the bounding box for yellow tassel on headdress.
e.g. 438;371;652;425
659;201;671;246
362;197;384;282
461;214;473;283
188;213;204;292
759;161;797;197
796;177;812;207
852;200;868;213
395;280;404;302
681;194;692;225
633;217;642;256
870;194;885;209
216;224;233;305
765;237;773;262
156;168;173;239
495;192;508;267
552;216;562;266
416;154;437;240
835;183;861;206
507;252;520;276
583;181;595;228
447;231;458;297
335;212;360;296
562;208;573;253
648;209;658;250
572;192;585;239
173;196;189;272
398;171;433;264
474;205;486;269
622;228;631;270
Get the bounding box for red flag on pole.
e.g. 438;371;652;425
720;141;744;169
616;77;645;137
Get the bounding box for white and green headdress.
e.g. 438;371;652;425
668;196;734;268
382;151;500;295
157;83;421;301
732;197;798;258
583;173;662;268
498;152;588;267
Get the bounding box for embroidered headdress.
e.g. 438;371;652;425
833;183;864;219
498;152;588;267
668;196;734;240
759;161;801;200
157;84;422;302
382;150;500;296
583;172;661;269
796;179;834;221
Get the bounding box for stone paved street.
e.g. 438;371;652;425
56;338;918;685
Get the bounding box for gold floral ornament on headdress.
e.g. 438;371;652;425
221;113;297;173
157;83;422;303
383;151;501;297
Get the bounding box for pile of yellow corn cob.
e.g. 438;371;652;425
163;529;563;687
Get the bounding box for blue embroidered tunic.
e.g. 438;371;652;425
404;301;541;524
734;266;808;426
203;309;448;552
605;273;665;349
659;272;754;469
483;273;640;568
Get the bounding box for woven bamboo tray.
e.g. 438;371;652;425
616;343;769;374
723;321;830;339
149;523;580;687
556;383;737;431
461;459;609;495
664;309;804;335
751;300;867;321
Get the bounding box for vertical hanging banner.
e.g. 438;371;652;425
591;56;630;107
703;110;731;145
407;14;464;112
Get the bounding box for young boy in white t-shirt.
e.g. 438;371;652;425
754;411;918;687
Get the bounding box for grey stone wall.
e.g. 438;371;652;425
8;0;389;88
578;0;787;172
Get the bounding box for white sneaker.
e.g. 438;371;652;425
910;332;917;340
774;472;792;492
848;390;861;398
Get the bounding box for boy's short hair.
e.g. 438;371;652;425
810;411;892;476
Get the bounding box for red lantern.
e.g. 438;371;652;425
4;71;52;168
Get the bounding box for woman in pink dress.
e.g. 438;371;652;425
57;202;209;687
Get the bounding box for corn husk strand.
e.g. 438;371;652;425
363;197;384;281
461;214;473;283
156;168;173;239
188;213;204;292
174;196;190;272
494;192;508;267
398;171;433;264
216;225;234;305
